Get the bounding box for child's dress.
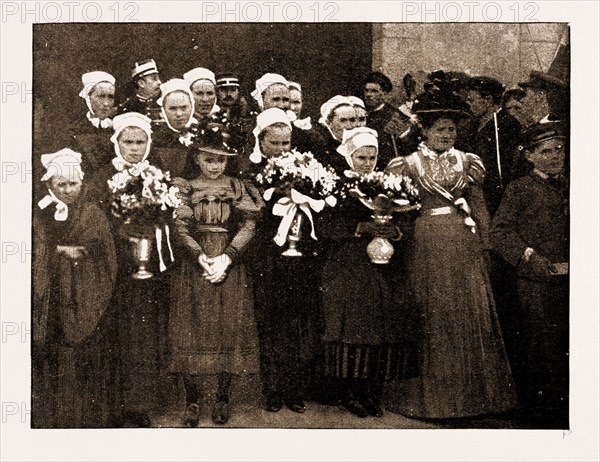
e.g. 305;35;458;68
169;176;262;375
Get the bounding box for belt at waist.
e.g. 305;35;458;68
195;224;228;233
425;206;455;216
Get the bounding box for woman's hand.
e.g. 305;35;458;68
56;245;87;261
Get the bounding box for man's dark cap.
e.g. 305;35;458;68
520;121;566;150
518;70;566;92
363;71;393;93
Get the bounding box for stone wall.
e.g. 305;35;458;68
372;23;568;102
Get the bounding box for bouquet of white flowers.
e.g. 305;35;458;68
341;170;420;213
108;162;182;278
341;170;420;264
108;161;182;225
255;150;338;255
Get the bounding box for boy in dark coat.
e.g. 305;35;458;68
491;121;569;428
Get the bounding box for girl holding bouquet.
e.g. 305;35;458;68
384;82;517;419
169;132;262;426
89;112;176;427
318;127;418;418
246;108;330;414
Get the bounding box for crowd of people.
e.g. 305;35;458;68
32;58;569;429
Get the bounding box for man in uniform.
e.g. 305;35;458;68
216;72;253;122
518;70;567;126
118;59;163;123
465;76;522;215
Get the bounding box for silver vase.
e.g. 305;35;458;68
282;212;303;257
129;235;154;279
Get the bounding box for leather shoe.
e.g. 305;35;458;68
183;403;200;427
361;398;384;418
286;399;306;414
266;395;283;412
343;399;369;418
211;400;229;425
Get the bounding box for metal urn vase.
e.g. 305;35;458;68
128;234;154;279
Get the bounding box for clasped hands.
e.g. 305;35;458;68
198;253;232;284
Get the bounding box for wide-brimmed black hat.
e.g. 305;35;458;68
413;69;471;121
518;70;566;92
193;127;238;156
413;89;471;120
519;121;566;150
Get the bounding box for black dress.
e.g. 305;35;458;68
85;161;177;425
244;188;324;405
318;196;419;405
32;194;120;428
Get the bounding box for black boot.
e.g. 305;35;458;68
342;379;369;418
212;373;231;425
183;375;200;427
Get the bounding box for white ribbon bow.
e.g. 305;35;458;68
38;189;69;221
178;131;195;146
87;111;113;129
265;187;325;246
454;197;477;233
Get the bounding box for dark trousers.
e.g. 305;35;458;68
515;277;569;426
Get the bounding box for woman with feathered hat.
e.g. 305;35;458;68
385;74;517;419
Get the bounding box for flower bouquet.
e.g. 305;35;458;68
255;149;338;256
108;162;182;278
343;170;420;264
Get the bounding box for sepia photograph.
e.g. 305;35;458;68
1;1;599;461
